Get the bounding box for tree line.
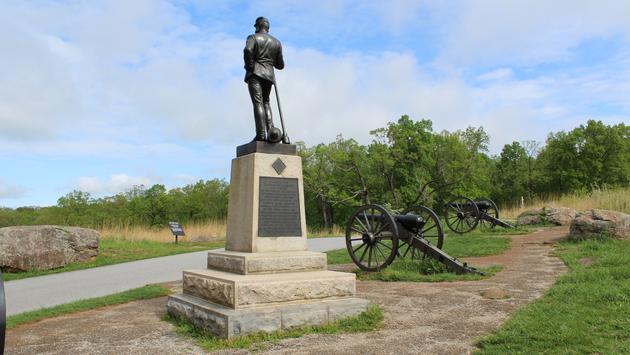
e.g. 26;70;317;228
0;180;229;228
300;117;629;230
0;116;627;231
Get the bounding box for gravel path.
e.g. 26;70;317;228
4;228;568;354
4;237;345;315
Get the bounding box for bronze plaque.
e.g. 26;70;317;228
258;177;302;237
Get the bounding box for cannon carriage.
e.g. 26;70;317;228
345;204;479;274
443;195;514;234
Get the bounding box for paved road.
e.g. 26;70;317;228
4;237;345;316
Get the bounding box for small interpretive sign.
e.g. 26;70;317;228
168;221;185;243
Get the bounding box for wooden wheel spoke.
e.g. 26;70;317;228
362;212;372;233
354;217;369;234
358;244;369;262
376;240;392;251
350;226;364;235
402;243;412;258
370;208;382;233
353;242;367;254
422;223;437;234
455;218;463;231
374;244;387;266
372;244;380;267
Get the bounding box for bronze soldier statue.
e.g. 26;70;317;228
244;17;285;143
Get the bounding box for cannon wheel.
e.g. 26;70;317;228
345;204;399;272
443;195;480;234
400;205;444;259
476;197;499;230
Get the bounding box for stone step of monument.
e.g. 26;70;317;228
167;292;370;339
207;250;327;275
182;269;356;309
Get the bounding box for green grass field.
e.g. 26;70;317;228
3;239;224;281
327;233;512;265
7;284;170;329
326;229;514;282
166;304;383;352
476;238;630;354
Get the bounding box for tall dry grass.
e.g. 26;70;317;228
308;224;345;237
99;220;347;242
100;220;227;243
501;187;630;219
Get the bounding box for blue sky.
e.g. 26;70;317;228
1;0;629;207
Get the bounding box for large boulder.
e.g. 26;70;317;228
516;207;577;226
569;209;630;240
546;207;577;225
516;208;545;225
0;225;100;272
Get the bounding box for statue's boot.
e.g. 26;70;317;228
254;113;266;141
264;102;275;132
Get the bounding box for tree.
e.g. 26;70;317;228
522;140;541;201
493;142;529;204
368;115;434;207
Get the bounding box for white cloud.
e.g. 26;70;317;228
77;174;153;195
0;178;27;199
476;68;514;82
0;0;628;156
439;0;630;66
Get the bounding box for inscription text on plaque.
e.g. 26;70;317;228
258;176;302;237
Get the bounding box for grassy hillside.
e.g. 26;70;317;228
476;238;630;354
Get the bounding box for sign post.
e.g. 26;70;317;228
168;222;185;244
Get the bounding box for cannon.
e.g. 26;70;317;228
345;204;480;274
443;196;514;234
1;271;5;355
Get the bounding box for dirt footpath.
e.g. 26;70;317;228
5;227;568;355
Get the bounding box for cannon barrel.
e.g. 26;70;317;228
361;213;424;232
475;200;493;211
394;214;423;232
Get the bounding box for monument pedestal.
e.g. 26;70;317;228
167;142;368;338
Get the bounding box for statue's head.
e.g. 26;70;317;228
254;17;270;33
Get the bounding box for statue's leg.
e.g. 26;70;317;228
262;80;274;132
247;77;266;141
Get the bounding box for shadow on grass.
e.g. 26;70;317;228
356;258;502;282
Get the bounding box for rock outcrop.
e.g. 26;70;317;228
569;209;630;240
545;207;577;225
0;225;100;272
516;207;577;226
516;208;545;225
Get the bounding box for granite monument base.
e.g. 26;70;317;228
167;293;369;339
167;144;368;338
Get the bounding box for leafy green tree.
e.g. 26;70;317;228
493;142;529;204
536;120;629;195
368;115;434;207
